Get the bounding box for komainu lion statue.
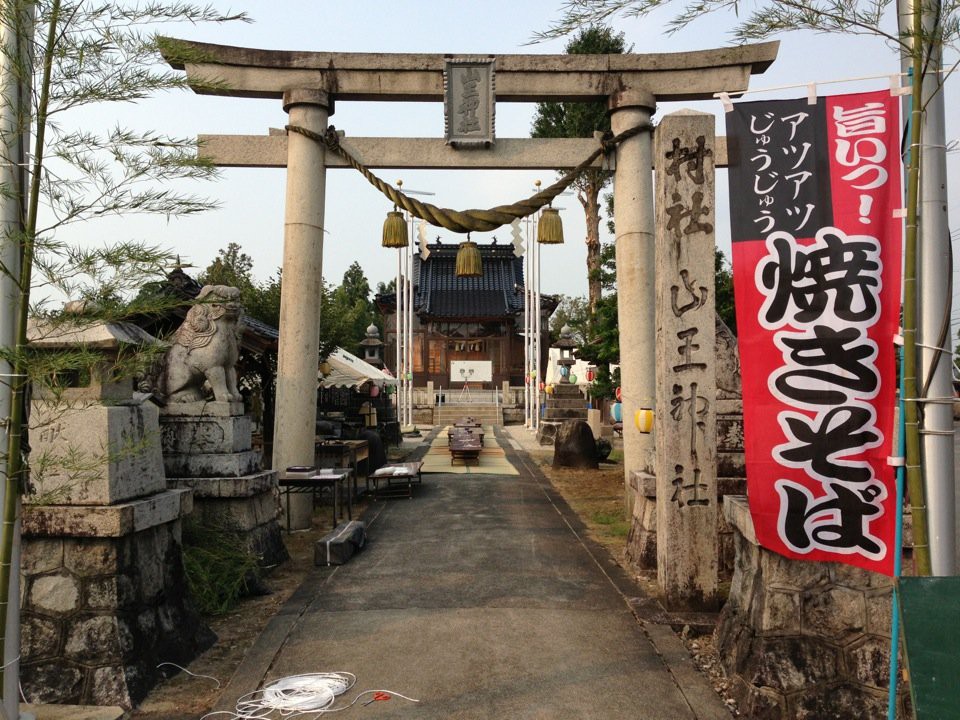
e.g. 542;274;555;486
163;285;244;403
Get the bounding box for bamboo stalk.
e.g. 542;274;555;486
901;0;931;576
0;0;60;694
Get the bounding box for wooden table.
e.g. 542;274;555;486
449;434;482;465
448;427;484;447
314;439;369;499
278;470;352;530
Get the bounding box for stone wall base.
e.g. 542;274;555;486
716;497;909;720
169;472;287;568
625;472;745;577
21;520;214;708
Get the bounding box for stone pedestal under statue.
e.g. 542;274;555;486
160;401;287;568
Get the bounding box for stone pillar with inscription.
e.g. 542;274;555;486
609;87;657;512
653;110;719;610
273;89;330;530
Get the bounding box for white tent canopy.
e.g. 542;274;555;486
318;347;397;389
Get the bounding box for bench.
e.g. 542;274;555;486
368;461;423;499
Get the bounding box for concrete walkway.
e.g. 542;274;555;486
212;427;731;719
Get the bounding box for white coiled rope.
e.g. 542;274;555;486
201;671;420;719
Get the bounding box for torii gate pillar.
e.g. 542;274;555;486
274;88;331;530
610;87;657;505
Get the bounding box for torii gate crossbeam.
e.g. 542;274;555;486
162;39;778;530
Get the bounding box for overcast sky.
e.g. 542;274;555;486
57;0;958;307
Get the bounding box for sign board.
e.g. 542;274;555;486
726;90;902;575
898;576;960;718
450;360;492;384
444;56;495;148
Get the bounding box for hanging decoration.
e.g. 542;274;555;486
610;402;622;423
537;206;564;244
455;234;482;278
382;208;408;248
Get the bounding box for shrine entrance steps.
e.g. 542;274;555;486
434;403;501;427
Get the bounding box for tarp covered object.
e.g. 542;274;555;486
318;347;397;389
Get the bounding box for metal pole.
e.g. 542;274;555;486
524;213;531;428
395;248;402;426
916;0;955;575
534;216;542;431
406;228;413;427
0;4;30;715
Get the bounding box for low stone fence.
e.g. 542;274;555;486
715;496;908;719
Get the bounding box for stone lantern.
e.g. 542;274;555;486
22;309;211;707
554;324;577;384
360;323;384;368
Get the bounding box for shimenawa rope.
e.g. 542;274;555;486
285;121;652;234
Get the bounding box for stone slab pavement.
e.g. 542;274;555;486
211;425;731;719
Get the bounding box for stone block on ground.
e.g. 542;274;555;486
552;420;599;470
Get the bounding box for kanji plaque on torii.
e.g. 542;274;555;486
444;56;495;148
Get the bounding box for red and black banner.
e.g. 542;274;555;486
726;90;902;575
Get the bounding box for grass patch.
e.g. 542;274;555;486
591;509;630;539
182;518;260;616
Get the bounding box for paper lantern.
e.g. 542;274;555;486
615;386;622;401
370;385;380;398
406;372;413;381
539;382;545;391
610;402;622;423
524;376;529;385
585;368;595;382
560;366;570;377
635;408;654;433
569;374;577;384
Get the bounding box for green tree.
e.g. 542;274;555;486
531;25;627;315
323;262;377;357
0;1;247;702
714;248;736;335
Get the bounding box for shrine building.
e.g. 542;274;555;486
375;240;557;388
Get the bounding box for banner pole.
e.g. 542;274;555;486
887;345;906;720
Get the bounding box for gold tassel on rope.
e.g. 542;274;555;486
537;207;564;244
382;209;408;248
455;235;482;278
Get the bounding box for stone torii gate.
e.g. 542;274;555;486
161;39;777;601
